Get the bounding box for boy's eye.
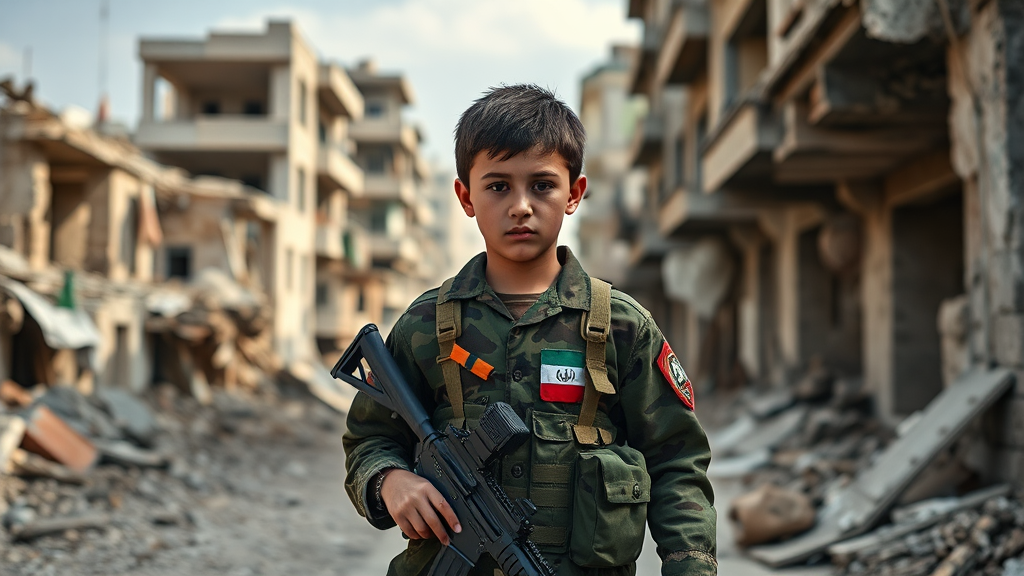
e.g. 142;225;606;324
533;182;554;192
486;182;509;192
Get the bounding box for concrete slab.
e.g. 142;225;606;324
20;405;98;473
747;367;1014;567
96;388;158;445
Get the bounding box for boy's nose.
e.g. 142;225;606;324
508;191;532;218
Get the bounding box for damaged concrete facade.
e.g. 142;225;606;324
0;93;280;395
591;0;1024;486
0;19;441;403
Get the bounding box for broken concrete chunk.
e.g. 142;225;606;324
747;367;1014;567
708;448;772;479
743;387;795;420
10;513;112;541
20;404;98;473
733;405;808;456
1;413;27;473
1;380;33;408
729;483;816;547
95;388;158;446
8;448;88;484
37;385;121;440
93;439;168;468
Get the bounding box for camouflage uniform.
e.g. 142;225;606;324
343;247;717;576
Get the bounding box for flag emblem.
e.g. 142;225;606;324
540;349;586;403
658;342;693;410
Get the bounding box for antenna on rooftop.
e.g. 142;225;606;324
97;0;110;124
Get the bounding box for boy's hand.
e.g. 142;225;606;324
380;469;462;545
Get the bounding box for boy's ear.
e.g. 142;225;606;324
565;175;587;216
454;178;475;217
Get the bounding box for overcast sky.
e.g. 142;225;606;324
0;0;639;171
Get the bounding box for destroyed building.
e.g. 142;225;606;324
578;0;1024;570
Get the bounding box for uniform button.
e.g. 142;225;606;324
512;370;523;382
511;464;524;478
632;483;641;499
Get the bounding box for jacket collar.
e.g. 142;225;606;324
442;246;594;315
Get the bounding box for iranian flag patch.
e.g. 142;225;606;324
539;349;586;403
658;342;694;410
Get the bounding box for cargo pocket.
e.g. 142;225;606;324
570;445;651;568
527;410;577;553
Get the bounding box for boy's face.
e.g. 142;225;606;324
455;147;586;270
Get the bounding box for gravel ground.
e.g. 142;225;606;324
1;384;405;576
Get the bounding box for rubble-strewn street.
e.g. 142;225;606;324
1;384;406;576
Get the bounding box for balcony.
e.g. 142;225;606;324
343;225;370;272
318;147;364;195
653;1;708;88
363;174;416;205
136;116;288;152
368;233;419;266
318;63;364;121
629;114;664;168
701;102;780;193
315;221;344;260
658;187;763;236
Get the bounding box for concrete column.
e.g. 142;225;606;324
838;181;894;418
26;154;52;271
731;226;763;380
759;209;800;371
142;64;157;122
270;65;292;121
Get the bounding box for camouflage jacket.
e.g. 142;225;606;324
343;247;717;576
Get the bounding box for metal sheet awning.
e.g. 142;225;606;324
0;276;101;350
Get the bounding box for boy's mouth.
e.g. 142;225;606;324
506;226;535;239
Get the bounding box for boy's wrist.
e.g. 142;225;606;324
374;467;399;510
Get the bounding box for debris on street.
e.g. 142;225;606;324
0;379;368;575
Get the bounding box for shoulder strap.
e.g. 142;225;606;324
576;277;614;443
436;277;465;428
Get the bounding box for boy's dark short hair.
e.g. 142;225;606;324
454;84;586;186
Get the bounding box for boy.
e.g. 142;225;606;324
343;85;717;576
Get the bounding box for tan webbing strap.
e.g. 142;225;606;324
436;278;465;427
576;278;614;435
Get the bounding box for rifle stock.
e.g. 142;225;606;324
332;324;555;576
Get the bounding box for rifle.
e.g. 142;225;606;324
331;324;556;576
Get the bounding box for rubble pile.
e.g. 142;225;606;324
145;268;280;400
833;493;1024;576
714;365;891;519
0;381;341;575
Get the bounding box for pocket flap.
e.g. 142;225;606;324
594;451;651;504
531;411;574;441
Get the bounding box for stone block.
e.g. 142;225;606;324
21;405;97;473
993;447;1024;489
1003;398;1024;448
993;313;1024;367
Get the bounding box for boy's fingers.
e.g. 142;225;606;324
406;512;433;540
431;494;462;534
419;505;451;545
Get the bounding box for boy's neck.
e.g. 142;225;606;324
484;245;563;294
